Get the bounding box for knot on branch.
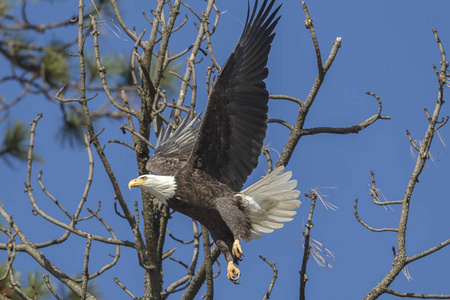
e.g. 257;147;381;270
98;67;106;74
304;17;313;29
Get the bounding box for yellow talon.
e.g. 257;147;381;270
232;239;243;259
227;261;241;284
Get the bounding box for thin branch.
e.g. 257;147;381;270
152;91;168;117
187;58;198;113
269;94;304;106
8;268;32;300
162;248;177;260
55;84;98;103
108;0;140;44
43;275;63;300
133;30;155;101
202;12;221;71
156;205;171;285
108;139;135;150
268;119;294;130
260;255;278;300
205;65;215;96
90;15;140;118
0;74;36;112
81;208;121;281
152;0;183;91
302;1;323;74
174;0;216;120
0;220;17;282
164;221;200;298
407;236;450;264
170;70;193;89
81;235;93;300
181;246;221;300
385;289;450;299
165;257;192;297
181;1;201;21
435;115;449;131
114;277;139;300
120;124;155;149
172;14;189;33
354;199;398;233
262;146;273;173
166;228;195;244
300;192;317;300
300;92;389;136
407;129;421;152
37;171;71;219
201;225;213;300
369;171;403;206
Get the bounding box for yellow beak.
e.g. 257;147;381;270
128;178;145;190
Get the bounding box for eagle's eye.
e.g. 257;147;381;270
141;177;147;181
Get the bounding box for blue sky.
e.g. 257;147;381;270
1;0;450;299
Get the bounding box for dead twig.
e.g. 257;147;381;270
260;255;278;300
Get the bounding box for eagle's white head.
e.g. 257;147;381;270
128;175;177;206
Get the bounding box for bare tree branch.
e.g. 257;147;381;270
81;235;93;300
202;225;214;300
114;277;139;300
0;207;96;299
354;199;398;233
43;275;63;300
90;16;140;118
181;246;221;300
164;221;200;298
277;2;345;167
299;92;389;136
270;94;304;106
299;192;317;300
173;0;216;120
260;255;278;300
385;289;450;299
362;27;449;300
369;171;403;206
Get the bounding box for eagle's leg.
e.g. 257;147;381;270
232;239;243;258
227;261;241;284
216;196;252;260
213;237;241;284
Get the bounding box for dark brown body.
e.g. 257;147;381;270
168;168;253;263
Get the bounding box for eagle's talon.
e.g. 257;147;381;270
232;239;243;259
227;261;241;284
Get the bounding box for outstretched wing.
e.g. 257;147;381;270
187;0;281;191
146;115;200;176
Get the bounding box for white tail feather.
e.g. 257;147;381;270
241;166;301;239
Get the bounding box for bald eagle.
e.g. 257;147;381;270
128;0;301;283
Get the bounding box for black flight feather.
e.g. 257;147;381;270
187;0;281;191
